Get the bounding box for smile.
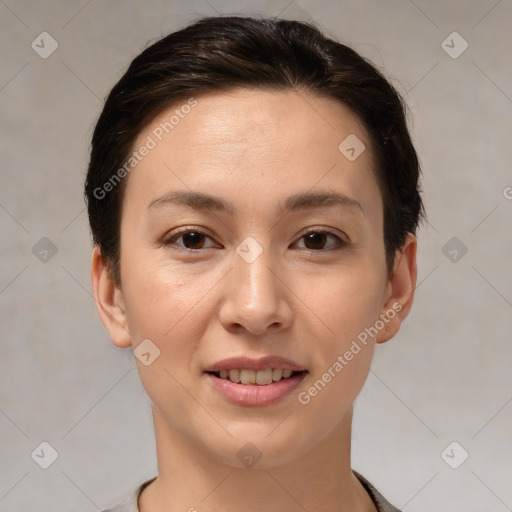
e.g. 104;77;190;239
210;368;302;385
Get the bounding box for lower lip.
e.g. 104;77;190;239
205;372;308;407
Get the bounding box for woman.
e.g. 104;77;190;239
85;15;425;512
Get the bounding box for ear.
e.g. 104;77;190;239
376;233;417;344
90;245;132;348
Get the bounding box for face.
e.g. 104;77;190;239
94;88;413;469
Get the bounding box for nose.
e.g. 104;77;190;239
218;242;293;336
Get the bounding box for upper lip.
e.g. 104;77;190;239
204;355;307;373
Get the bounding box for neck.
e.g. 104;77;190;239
139;404;376;512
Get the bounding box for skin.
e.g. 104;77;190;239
91;88;417;512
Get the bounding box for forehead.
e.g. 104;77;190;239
137;88;371;159
124;88;382;222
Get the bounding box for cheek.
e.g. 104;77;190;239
293;266;384;413
298;266;386;349
122;250;202;340
120;254;226;389
293;282;382;443
120;265;207;413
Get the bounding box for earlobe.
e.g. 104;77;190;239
376;233;417;344
90;245;132;348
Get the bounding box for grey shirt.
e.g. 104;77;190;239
102;471;401;512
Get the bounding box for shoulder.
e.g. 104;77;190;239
101;476;157;512
353;471;402;512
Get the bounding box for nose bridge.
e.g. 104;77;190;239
222;235;288;333
235;235;278;307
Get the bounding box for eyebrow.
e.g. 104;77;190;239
146;189;365;216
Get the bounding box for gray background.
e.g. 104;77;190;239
1;0;511;510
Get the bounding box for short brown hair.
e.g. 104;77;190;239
84;15;425;286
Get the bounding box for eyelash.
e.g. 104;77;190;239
161;227;349;253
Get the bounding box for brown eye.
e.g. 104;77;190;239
295;230;348;251
180;231;207;249
304;232;328;250
163;228;216;250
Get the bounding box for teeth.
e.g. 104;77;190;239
228;369;240;383
256;368;273;385
215;368;299;385
272;368;283;381
240;369;256;384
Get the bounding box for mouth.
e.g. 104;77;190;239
206;368;307;385
203;355;308;406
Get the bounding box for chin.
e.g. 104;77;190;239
203;425;317;471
